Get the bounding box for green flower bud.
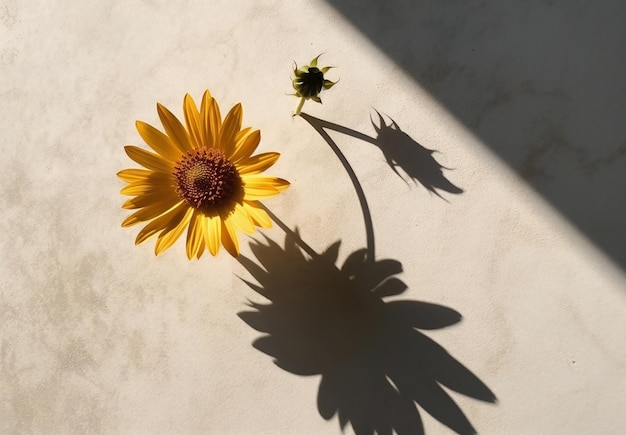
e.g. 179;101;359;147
292;54;337;115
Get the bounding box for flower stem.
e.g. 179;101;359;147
299;112;375;263
294;97;306;116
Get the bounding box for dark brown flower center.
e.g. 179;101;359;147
173;147;242;212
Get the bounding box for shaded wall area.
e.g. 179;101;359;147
324;0;626;268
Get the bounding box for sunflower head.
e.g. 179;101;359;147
118;90;290;259
292;54;337;115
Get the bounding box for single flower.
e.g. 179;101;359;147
292;54;337;115
118;90;289;258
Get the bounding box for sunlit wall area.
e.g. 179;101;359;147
1;1;624;433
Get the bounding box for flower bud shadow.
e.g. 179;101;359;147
237;227;496;435
300;112;463;200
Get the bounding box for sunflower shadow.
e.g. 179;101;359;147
300;112;463;199
237;230;496;435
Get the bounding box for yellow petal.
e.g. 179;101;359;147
204;213;221;256
196;238;206;259
120;172;174;196
199;91;215;149
185;210;205;259
117;168;152;183
230;129;259;163
219;103;242;158
243;176;290;190
122;199;181;227
120;171;172;186
242;187;279;200
122;190;180;209
236;152;280;175
220;212;240;257
157;103;194;153
125;146;173;173
120;184;173;197
230;203;256;234
120;184;171;197
136;121;184;161
202;95;222;151
154;206;194;255
242;201;272;228
183;94;204;149
134;202;189;245
242;176;290;200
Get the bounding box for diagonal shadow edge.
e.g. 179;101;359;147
320;0;626;270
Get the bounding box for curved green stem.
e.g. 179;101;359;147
294;97;306;116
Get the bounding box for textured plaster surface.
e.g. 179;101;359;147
1;1;625;434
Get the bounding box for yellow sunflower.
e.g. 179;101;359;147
118;90;289;258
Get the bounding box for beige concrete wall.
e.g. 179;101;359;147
1;1;625;433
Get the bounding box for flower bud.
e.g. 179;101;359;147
292;54;337;115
